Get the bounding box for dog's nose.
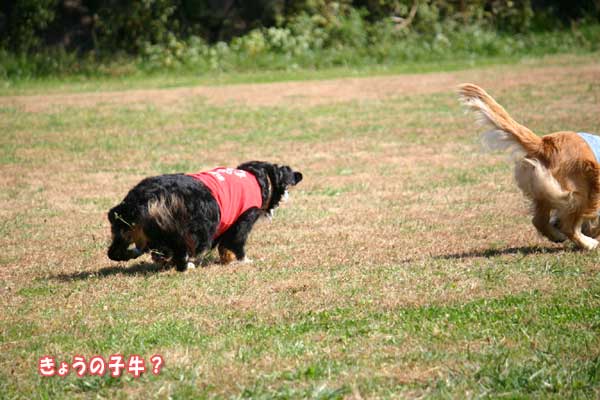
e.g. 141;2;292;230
293;172;303;184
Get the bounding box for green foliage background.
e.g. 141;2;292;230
1;0;599;79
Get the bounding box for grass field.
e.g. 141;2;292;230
1;54;600;399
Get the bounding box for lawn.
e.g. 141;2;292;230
1;53;599;399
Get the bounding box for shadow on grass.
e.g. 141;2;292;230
52;255;219;281
436;245;567;260
52;261;172;281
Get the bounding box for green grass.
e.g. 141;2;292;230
0;57;500;96
0;51;594;97
3;287;599;398
1;55;600;398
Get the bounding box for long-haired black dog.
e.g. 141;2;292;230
107;161;303;271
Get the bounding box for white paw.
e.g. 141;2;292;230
579;236;598;250
185;261;196;270
239;257;253;264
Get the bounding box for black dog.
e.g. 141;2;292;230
107;161;303;271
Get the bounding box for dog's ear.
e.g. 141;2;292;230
293;171;303;185
278;166;302;186
108;205;120;224
108;203;130;228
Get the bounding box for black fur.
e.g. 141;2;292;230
107;161;302;271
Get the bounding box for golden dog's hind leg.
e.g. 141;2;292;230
532;201;567;243
582;215;600;237
559;212;599;250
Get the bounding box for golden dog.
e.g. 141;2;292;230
459;83;600;250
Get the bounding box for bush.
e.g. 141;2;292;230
95;0;180;54
0;0;58;52
1;0;600;79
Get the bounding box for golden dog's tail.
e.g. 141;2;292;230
458;83;542;156
459;83;576;211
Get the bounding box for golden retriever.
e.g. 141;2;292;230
459;83;600;250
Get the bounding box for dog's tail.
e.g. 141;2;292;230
458;83;542;157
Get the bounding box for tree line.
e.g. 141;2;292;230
2;0;599;55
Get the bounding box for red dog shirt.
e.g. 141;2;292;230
187;167;263;238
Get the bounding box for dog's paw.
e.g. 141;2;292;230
175;261;196;272
546;217;567;242
185;261;196;270
578;236;599;250
239;257;253;264
548;231;567;243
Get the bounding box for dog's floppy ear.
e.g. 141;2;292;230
278;165;303;186
108;202;133;230
108;203;123;224
293;171;303;185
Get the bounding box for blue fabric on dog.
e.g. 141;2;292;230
578;132;600;163
578;132;600;217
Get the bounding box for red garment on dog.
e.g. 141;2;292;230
187;167;263;239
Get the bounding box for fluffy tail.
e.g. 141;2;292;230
459;84;577;210
458;83;542;156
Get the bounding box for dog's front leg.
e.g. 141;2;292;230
533;202;567;243
171;242;195;271
174;255;196;271
218;208;263;264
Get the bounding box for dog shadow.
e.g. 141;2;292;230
52;254;221;281
435;245;566;260
51;254;227;282
52;261;171;281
